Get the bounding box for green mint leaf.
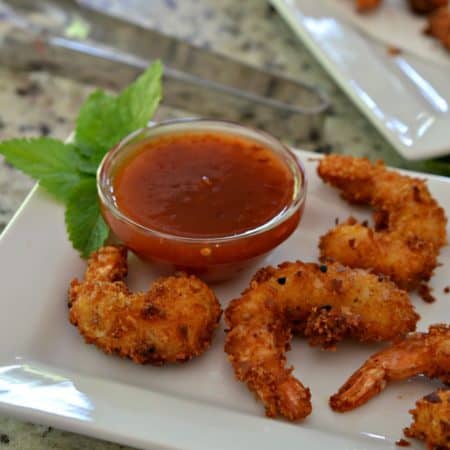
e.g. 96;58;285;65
65;178;109;257
75;61;163;165
0;138;85;202
76;153;99;176
75;90;116;158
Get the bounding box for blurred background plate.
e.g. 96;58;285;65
271;0;450;160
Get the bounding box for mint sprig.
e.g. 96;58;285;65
0;138;84;202
65;179;109;257
75;61;161;167
0;61;163;257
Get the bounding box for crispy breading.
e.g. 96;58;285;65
404;389;450;450
69;246;222;364
354;0;447;14
318;155;447;290
224;261;419;421
426;7;450;51
330;324;450;412
356;0;383;12
409;0;448;14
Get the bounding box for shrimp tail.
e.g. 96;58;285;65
330;324;450;412
329;365;387;412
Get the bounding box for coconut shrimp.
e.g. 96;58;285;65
404;389;450;450
69;246;222;364
224;261;419;421
426;7;450;51
409;0;448;14
318;155;447;290
355;0;382;12
354;0;447;13
330;324;450;412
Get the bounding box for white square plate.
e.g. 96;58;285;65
271;0;450;160
0;150;448;450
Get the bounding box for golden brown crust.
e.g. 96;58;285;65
426;7;450;51
69;246;222;364
356;0;383;12
224;261;419;421
355;0;448;14
330;324;450;412
318;155;447;290
409;0;448;14
404;389;450;450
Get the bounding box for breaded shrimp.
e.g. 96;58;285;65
69;246;222;364
354;0;447;13
426;7;450;51
404;389;450;450
356;0;383;12
408;0;448;14
224;261;419;421
318;155;447;290
330;324;450;412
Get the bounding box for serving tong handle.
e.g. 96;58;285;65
0;0;330;144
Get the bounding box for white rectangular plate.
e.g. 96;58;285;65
0;149;448;450
271;0;450;160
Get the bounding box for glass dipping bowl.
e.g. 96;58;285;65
97;119;307;282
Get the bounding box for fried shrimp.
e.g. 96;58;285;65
355;0;382;12
69;246;222;364
426;7;450;51
354;0;447;13
404;389;450;450
318;155;447;290
330;324;450;412
224;261;419;421
408;0;447;14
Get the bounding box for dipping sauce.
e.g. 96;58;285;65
113;132;294;237
98;120;306;281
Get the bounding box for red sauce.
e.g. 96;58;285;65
102;130;304;281
113;132;294;237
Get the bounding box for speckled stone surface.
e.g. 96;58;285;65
0;0;426;448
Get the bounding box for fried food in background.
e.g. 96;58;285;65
408;0;448;14
426;7;450;50
318;155;447;291
404;389;450;450
330;324;450;412
69;246;222;364
224;261;419;421
356;0;382;12
355;0;447;13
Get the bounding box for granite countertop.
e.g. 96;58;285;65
0;0;425;448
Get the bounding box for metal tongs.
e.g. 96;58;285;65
0;0;330;144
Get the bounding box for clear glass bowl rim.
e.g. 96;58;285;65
97;118;307;244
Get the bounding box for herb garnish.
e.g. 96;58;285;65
0;62;162;257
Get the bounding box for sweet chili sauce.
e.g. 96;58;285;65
113;132;294;237
101;129;304;281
